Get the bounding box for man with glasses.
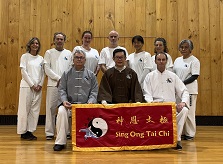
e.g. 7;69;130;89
98;48;143;104
53;50;98;151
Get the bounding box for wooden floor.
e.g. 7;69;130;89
0;126;223;163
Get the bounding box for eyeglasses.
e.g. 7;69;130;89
180;46;189;50
114;56;125;60
74;56;85;60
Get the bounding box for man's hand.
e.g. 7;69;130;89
176;102;186;113
63;101;72;109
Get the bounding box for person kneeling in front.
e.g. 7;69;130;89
53;50;98;151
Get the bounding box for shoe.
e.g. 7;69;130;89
29;132;37;140
175;141;182;150
67;134;71;139
21;132;30;139
53;144;65;151
184;136;194;141
46;136;54;140
21;131;37;140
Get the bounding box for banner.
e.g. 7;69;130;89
72;103;177;151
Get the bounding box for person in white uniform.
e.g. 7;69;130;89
44;32;72;140
143;52;189;150
127;35;153;85
151;38;173;71
53;50;98;151
99;30;128;73
17;37;45;140
173;39;200;140
72;31;100;76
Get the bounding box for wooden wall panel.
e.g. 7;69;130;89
1;0;223;116
209;0;222;115
198;0;211;115
0;1;8;114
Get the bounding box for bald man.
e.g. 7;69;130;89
99;30;128;73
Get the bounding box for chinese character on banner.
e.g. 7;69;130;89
116;116;124;125
130;116;139;124
160;115;168;124
146;115;155;123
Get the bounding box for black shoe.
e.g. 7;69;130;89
21;132;30;139
28;132;37;140
67;134;71;139
53;144;65;151
176;144;182;150
184;136;194;141
46;136;54;140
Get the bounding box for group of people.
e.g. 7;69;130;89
17;30;200;152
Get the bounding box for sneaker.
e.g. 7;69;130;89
175;141;182;150
53;144;65;151
21;131;30;139
185;136;194;141
67;134;71;139
29;132;37;140
46;136;54;140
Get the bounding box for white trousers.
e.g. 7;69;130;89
17;87;42;134
177;107;189;141
183;95;197;137
55;106;71;145
45;86;59;136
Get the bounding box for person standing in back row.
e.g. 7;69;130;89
44;32;72;140
127;35;153;85
72;31;100;76
173;39;200;141
151;37;173;71
99;30;128;73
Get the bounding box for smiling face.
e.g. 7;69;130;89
108;31;119;46
73;51;86;69
54;34;65;51
30;39;40;55
82;32;92;47
154;41;165;53
133;39;144;52
113;51;126;68
155;53;167;73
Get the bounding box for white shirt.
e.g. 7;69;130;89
72;46;99;73
127;51;153;83
173;55;200;94
151;53;173;71
44;48;72;86
143;69;189;106
20;53;45;87
98;46;128;69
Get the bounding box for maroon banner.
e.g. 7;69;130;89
72;103;177;151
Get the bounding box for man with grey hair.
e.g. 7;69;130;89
53;50;98;151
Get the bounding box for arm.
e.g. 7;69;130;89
94;64;100;76
142;75;154;102
44;50;61;81
100;64;107;73
183;75;199;85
